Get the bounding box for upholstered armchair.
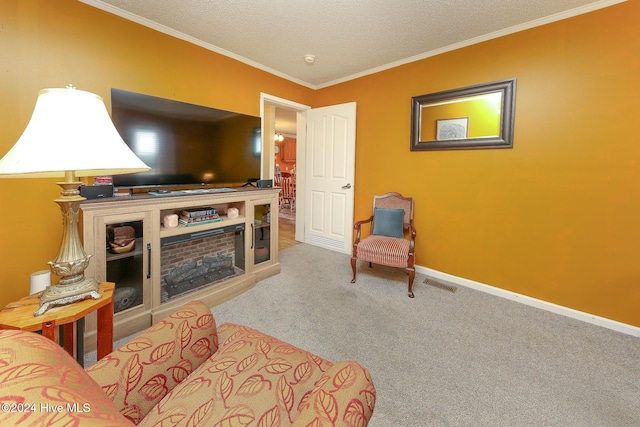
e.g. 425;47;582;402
351;192;417;297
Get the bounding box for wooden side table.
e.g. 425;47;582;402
0;281;114;367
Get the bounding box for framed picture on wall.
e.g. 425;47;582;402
436;117;469;140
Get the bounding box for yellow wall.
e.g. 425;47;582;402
316;0;640;326
1;0;639;328
0;0;314;306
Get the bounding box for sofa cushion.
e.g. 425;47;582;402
139;323;376;426
0;329;135;426
139;323;337;426
86;300;218;424
292;360;376;426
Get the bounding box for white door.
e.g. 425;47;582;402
304;102;356;254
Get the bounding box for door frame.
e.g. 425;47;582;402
260;93;310;242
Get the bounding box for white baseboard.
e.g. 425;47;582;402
416;265;640;338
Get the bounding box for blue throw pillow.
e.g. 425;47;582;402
372;208;405;238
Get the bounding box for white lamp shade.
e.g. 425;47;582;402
0;87;150;178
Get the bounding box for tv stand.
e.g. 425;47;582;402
80;187;280;350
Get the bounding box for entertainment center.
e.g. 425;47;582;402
80;186;280;350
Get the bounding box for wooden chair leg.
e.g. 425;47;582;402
407;268;415;298
350;257;357;283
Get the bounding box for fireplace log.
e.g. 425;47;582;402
165;255;236;298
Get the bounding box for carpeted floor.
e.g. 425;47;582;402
212;243;640;427
88;243;640;426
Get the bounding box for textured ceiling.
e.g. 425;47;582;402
82;0;623;89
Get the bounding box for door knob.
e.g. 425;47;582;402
342;183;352;189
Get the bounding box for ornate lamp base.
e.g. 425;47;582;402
34;276;101;316
34;174;101;316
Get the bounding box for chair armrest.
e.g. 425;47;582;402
292;361;376;426
85;300;218;424
409;219;416;242
353;215;373;244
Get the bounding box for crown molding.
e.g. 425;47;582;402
79;0;316;89
316;0;627;88
81;0;626;90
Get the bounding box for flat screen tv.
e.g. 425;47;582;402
110;88;261;188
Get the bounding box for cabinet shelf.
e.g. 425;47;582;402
160;215;246;238
106;238;143;262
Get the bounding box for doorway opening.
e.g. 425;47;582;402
275;107;297;250
260;94;310;250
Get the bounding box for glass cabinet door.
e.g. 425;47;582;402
101;214;151;315
253;201;273;266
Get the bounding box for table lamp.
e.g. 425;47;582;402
0;85;150;316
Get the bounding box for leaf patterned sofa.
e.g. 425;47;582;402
0;300;376;426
